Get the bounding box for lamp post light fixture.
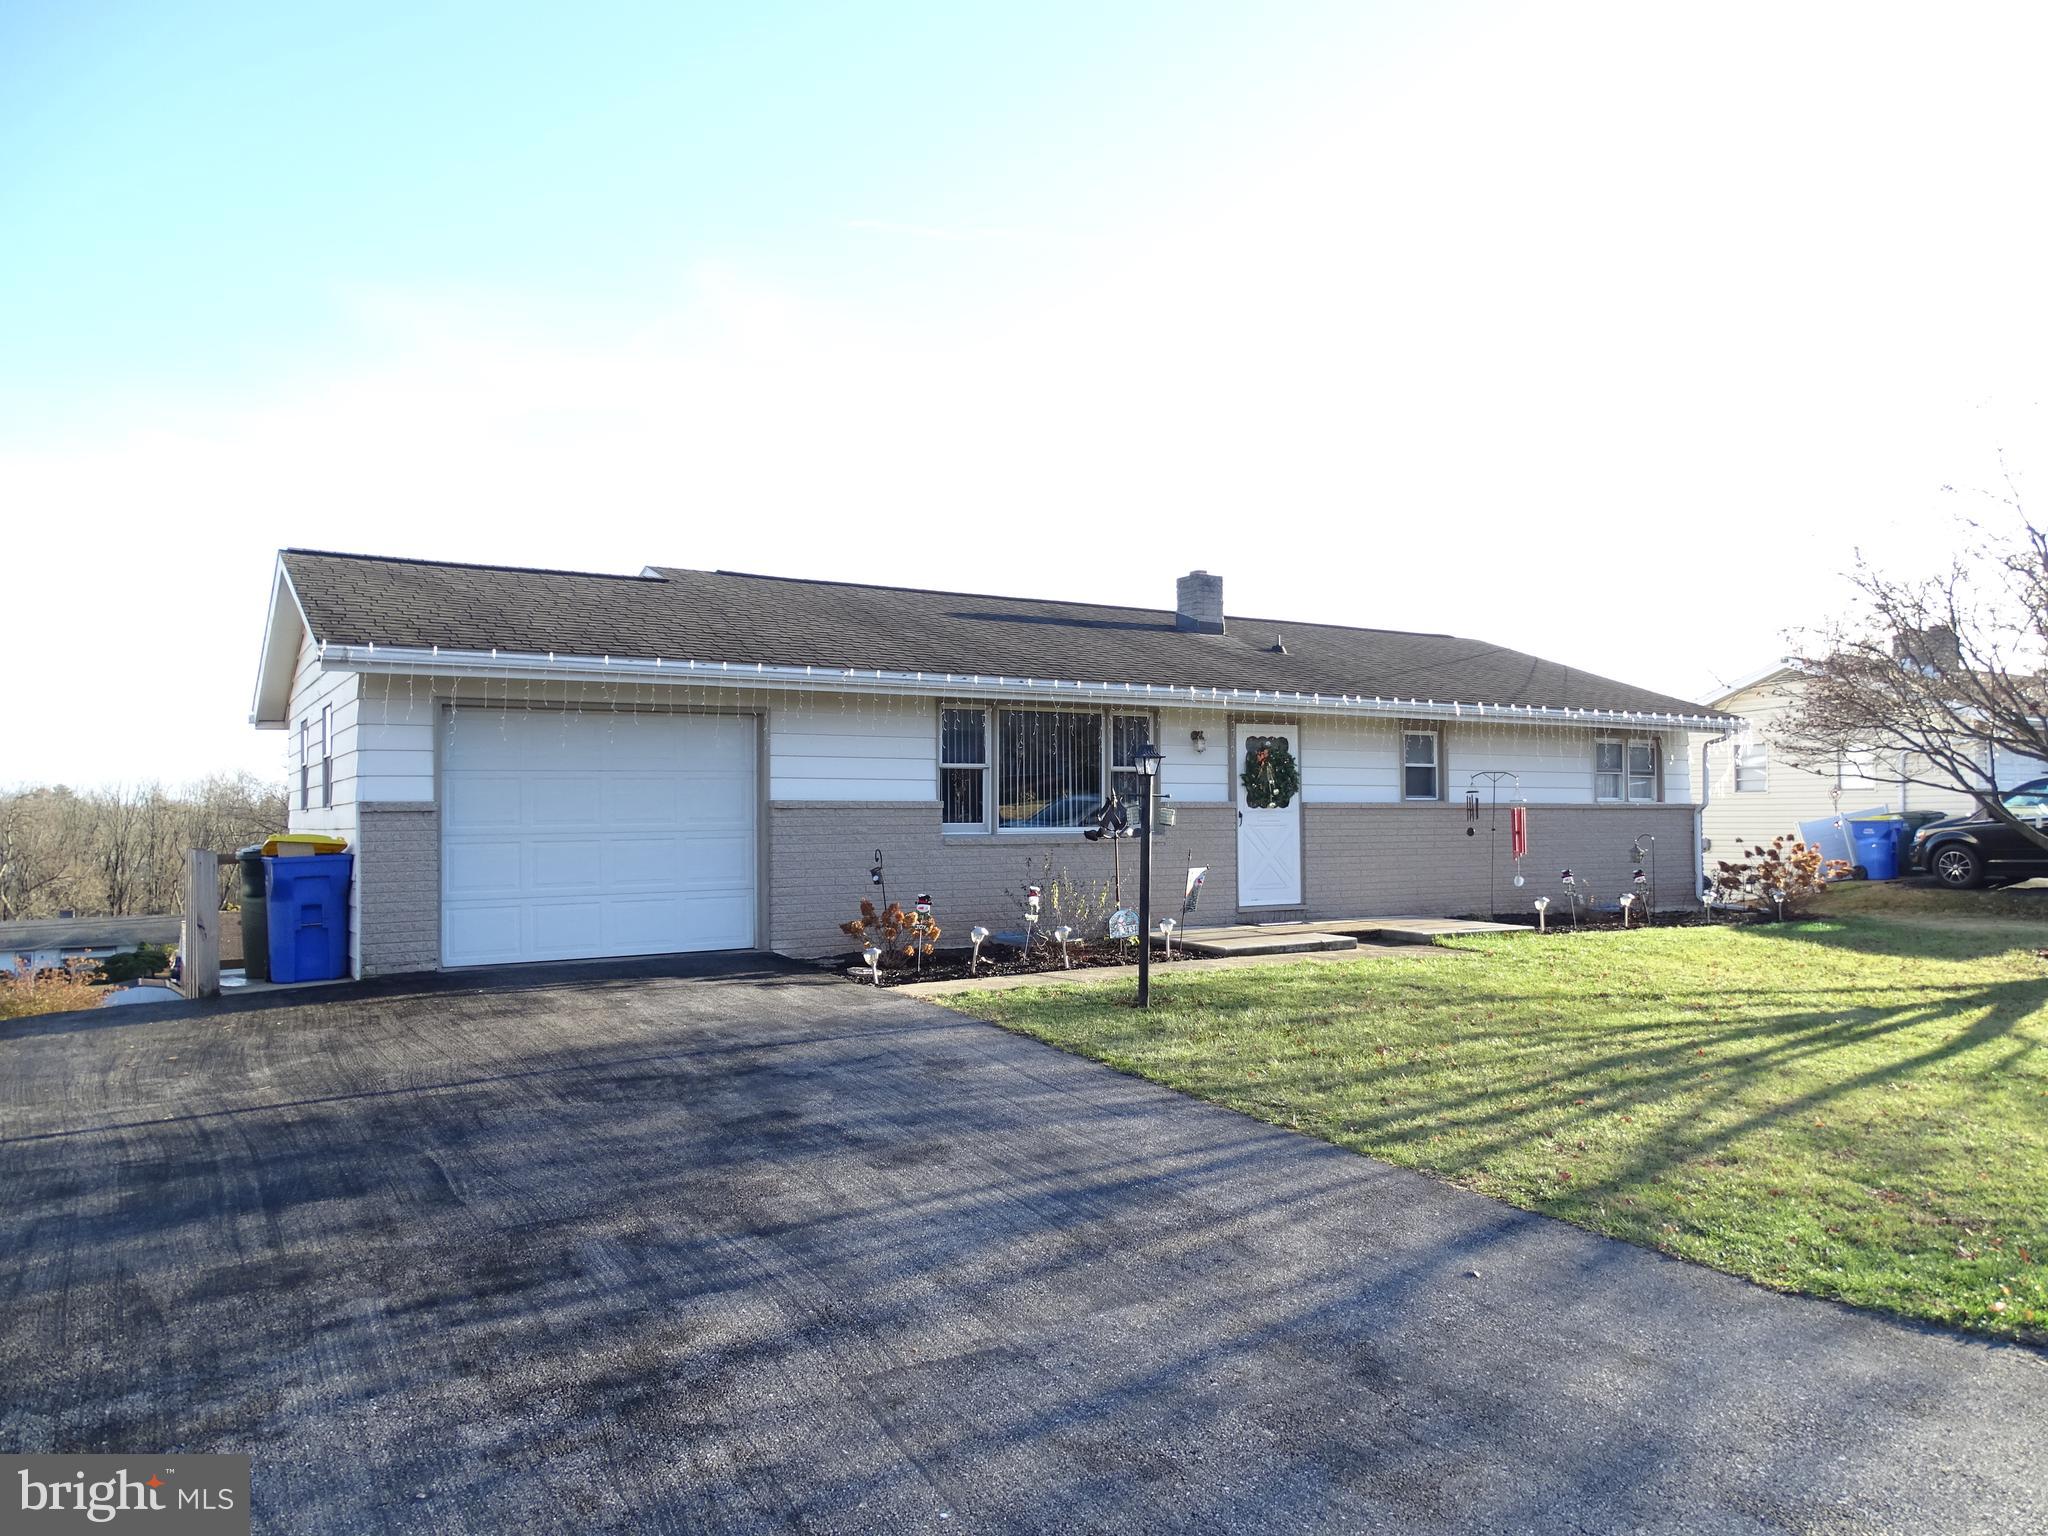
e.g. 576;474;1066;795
1134;742;1165;1008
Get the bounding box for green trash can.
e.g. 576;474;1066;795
237;844;270;981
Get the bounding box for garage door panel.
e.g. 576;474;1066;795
442;709;758;967
445;842;521;896
675;895;754;950
444;774;522;831
678;832;755;888
444;901;527;966
607;837;684;888
605;775;685;827
525;899;605;958
528;839;604;892
678;774;754;826
527;776;607;830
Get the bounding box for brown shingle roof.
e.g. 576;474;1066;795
280;549;1726;719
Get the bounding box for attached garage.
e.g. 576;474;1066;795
439;708;758;967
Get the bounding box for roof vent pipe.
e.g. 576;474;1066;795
1175;571;1225;635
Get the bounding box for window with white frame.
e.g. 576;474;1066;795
1734;740;1768;792
939;708;987;828
1109;713;1153;809
298;718;310;812
1596;738;1661;802
940;706;1152;831
1402;731;1439;801
319;703;334;809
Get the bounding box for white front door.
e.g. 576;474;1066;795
440;707;758;967
1236;721;1303;908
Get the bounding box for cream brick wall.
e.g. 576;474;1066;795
767;802;1238;959
765;799;1701;957
1304;803;1699;919
355;802;440;977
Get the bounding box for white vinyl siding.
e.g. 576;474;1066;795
285;628;360;832
1158;709;1231;803
766;697;934;802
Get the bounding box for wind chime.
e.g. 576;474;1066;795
1465;771;1525;918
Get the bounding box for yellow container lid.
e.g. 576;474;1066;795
261;832;350;856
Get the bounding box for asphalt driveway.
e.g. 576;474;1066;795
3;957;2042;1533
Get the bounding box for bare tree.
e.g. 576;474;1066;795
0;774;289;918
1779;469;2048;853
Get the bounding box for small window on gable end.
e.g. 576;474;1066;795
320;703;334;809
1734;741;1768;793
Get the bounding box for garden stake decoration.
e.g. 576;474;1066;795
1629;833;1658;918
869;850;887;910
1054;925;1073;969
969;925;990;972
1024;885;1042;956
1560;870;1581;931
1533;895;1550;933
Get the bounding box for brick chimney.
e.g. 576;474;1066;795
1893;624;1961;675
1175;570;1225;634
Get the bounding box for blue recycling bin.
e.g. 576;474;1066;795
1848;818;1903;881
264;853;353;982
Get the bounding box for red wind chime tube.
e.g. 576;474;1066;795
1509;806;1528;861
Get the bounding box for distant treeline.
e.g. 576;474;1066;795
0;775;289;919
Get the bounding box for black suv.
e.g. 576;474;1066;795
1908;778;2048;888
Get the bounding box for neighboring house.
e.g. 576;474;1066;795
249;551;1732;977
0;915;181;976
1699;664;2048;857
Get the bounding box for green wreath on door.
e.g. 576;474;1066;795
1240;735;1301;809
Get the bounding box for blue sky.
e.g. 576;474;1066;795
3;2;2044;785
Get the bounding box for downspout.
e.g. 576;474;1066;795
1697;726;1735;903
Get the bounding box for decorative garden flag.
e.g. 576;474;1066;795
1183;866;1208;916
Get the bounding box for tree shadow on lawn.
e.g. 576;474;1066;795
1739;913;2048;963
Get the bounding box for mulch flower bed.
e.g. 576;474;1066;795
1474;907;1773;933
829;941;1198;986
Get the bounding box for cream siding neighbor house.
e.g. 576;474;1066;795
1700;664;2048;860
252;552;1730;977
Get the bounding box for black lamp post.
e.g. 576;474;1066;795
1134;742;1164;1008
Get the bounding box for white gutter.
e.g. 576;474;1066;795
314;642;1733;731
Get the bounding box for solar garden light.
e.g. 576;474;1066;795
862;944;882;985
1054;924;1073;969
1533;896;1550;933
1156;916;1176;958
969;925;990;972
1619;892;1636;928
1133;743;1165;1008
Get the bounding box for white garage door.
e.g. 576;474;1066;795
440;708;757;967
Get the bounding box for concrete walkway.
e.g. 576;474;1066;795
2;955;2041;1533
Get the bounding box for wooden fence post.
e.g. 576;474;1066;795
181;849;220;999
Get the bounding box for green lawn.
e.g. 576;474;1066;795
938;916;2048;1342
